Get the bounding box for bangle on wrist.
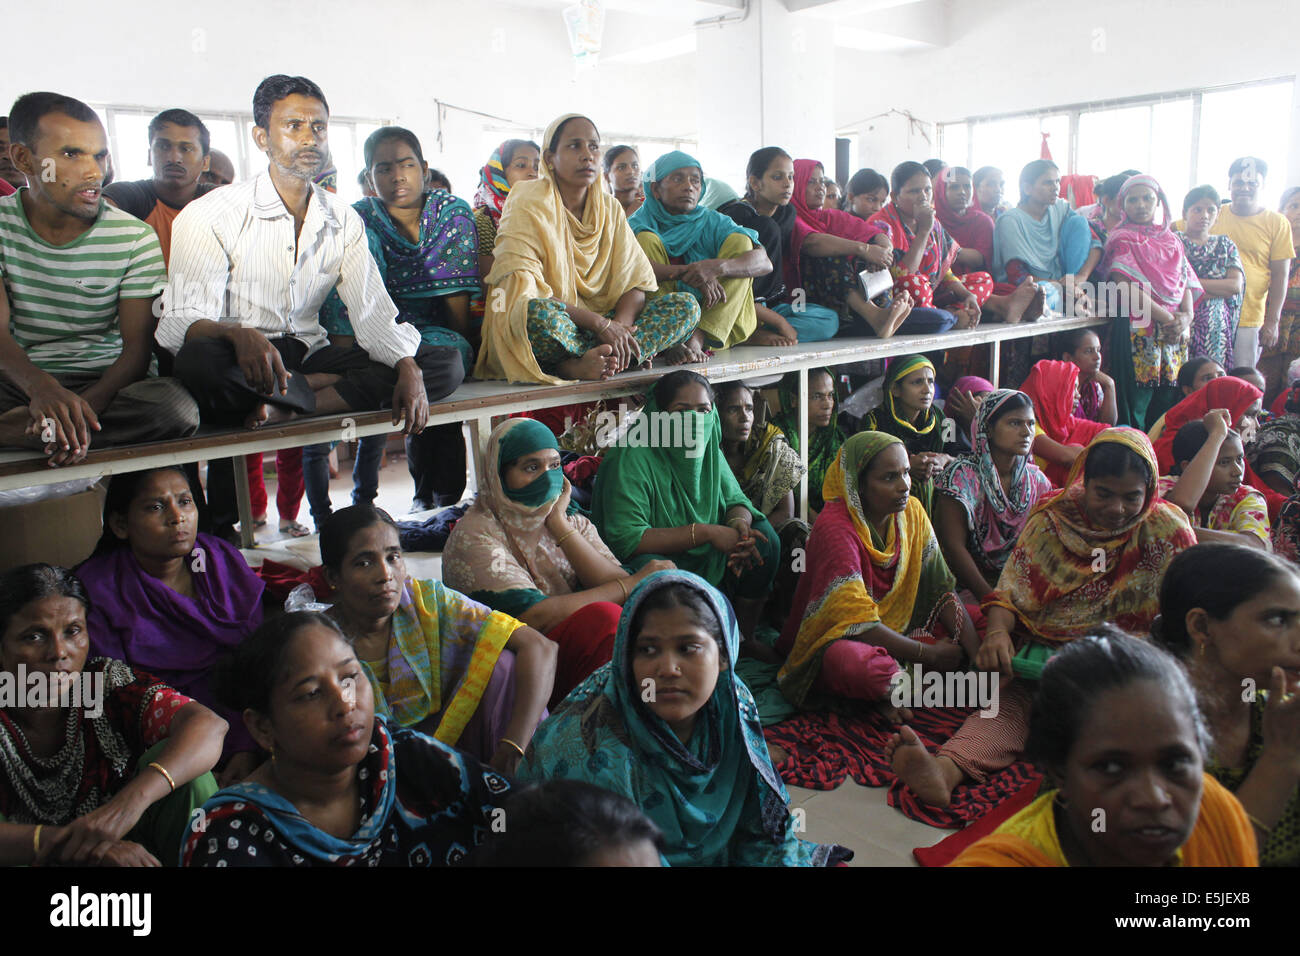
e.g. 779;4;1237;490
32;824;43;860
599;317;612;333
555;528;578;546
148;761;176;792
690;523;697;547
617;577;629;600
499;737;526;759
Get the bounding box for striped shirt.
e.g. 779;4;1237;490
157;170;419;367
0;190;166;374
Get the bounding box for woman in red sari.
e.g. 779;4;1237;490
1019;359;1110;485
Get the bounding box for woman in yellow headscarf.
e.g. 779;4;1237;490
776;431;978;710
475;114;702;384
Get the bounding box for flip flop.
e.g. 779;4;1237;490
253;516;269;528
279;521;312;538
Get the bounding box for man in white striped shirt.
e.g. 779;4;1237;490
0;92;199;466
156;76;465;534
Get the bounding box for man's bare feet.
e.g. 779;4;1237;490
244;403;292;429
744;328;797;347
886;726;956;808
558;344;617;380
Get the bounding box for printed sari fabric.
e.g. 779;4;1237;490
1019;359;1110;486
1101;175;1202;389
517;569;847;866
777;432;959;708
983;428;1196;641
1209;695;1300;866
734;422;805;515
864;354;947;511
476;114;661;384
770;368;845;513
1156;476;1269;546
357;578;522;751
868;202;960;288
935;390;1054;578
0;658;190;824
321;191;481;373
950;773;1257;867
1179;232;1243;368
1153;375;1262;474
181;718;511;866
472;141;512;231
443;416;621;615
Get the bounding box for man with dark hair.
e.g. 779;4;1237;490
0;92;199;465
0;117;22;195
157;75;464;539
201;148;235;187
103;108;214;264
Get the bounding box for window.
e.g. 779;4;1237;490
939;78;1294;212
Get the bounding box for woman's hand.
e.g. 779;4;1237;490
84;840;161;868
489;743;522;777
726;526;768;576
632;559;677;583
914;201;936;237
40;792;144;865
975;628;1015;676
860;243;893;269
924;639;964;672
703;523;741;553
1204;408;1232;442
945;388;980;430
544;478;574;535
216;750;262;788
596;316;642;371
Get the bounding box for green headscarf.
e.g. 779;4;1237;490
517;569;843;866
770;368;846;512
591;389;757;586
497;418;565;508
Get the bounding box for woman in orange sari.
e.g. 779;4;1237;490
951;628;1256;867
889;428;1196;808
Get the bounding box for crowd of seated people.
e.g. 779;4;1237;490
3;70;1300;868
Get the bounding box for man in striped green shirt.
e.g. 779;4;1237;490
0;92;199;466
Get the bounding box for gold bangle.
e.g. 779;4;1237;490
499;737;526;758
555;528;578;546
1246;812;1273;834
33;824;42;858
617;577;629;600
690;523;697;547
600;317;612;333
148;761;176;792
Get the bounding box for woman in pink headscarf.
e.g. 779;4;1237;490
787;158;914;338
1103;173;1202;429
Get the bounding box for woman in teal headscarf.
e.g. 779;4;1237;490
629;150;783;351
517;568;851;866
592;370;779;647
864;354;950;513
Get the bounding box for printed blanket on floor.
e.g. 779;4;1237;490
764;707;1042;829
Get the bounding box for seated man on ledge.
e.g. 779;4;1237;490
156;74;464;538
628;151;776;359
0;92;199;466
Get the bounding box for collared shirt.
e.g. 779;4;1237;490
157;170;419;367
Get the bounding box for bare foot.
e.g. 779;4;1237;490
757;305;800;343
662;330;709;365
767;743;789;766
999;278;1039;325
744;327;797;347
871;294;913;338
1023;286;1046;323
559;344;617;381
886;726;954;808
244;403;293;430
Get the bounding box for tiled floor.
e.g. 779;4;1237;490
253;435;954;866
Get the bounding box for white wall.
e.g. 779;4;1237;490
834;0;1300;184
1;0;696;194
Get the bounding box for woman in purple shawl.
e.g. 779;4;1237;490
1102;173;1203;429
76;467;265;781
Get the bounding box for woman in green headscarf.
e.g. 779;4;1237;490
517;568;851;866
864;354;952;513
770;367;846;519
444;418;674;706
592;370;780;649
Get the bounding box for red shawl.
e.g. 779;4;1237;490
934;172;994;270
1020;360;1109;486
787;158;886;294
1058;174;1096;209
1154;376;1262;474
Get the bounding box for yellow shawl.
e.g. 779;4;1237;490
474;113;658;384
